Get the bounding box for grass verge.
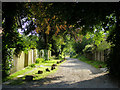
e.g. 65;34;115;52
73;54;107;68
3;58;66;85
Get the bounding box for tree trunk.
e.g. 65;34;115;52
44;30;49;60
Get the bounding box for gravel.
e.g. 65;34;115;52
2;58;119;88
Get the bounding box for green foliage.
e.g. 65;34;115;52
72;36;93;54
2;3;31;78
2;66;33;82
35;58;40;64
2;2;120;78
29;64;35;68
75;55;107;68
36;58;45;63
83;44;95;53
96;41;111;51
22;35;39;49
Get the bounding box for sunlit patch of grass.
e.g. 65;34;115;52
3;67;33;82
5;58;65;85
8;67;58;85
33;67;58;80
42;60;61;66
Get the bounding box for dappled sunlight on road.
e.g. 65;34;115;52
2;58;119;88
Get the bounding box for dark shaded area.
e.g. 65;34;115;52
3;74;119;88
28;74;120;88
1;88;120;90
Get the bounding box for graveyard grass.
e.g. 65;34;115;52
72;55;107;68
4;57;65;85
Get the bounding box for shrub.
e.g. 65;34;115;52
35;58;40;64
40;58;44;62
35;58;44;63
30;64;35;68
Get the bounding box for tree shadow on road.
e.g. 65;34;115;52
28;73;119;88
2;73;120;88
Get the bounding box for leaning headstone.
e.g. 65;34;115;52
25;75;33;81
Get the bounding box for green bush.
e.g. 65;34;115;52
35;58;40;63
40;58;44;62
30;64;35;68
35;58;44;63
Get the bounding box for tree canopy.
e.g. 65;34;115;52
2;2;120;78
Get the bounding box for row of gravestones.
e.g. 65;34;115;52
25;59;65;81
37;49;51;60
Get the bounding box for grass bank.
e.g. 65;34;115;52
72;54;107;68
3;57;66;85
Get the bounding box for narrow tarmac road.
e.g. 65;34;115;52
2;58;119;88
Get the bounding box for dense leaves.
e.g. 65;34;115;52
2;2;120;78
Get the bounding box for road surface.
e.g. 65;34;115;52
2;58;119;88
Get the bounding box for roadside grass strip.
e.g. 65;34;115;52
73;55;107;69
4;58;66;85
